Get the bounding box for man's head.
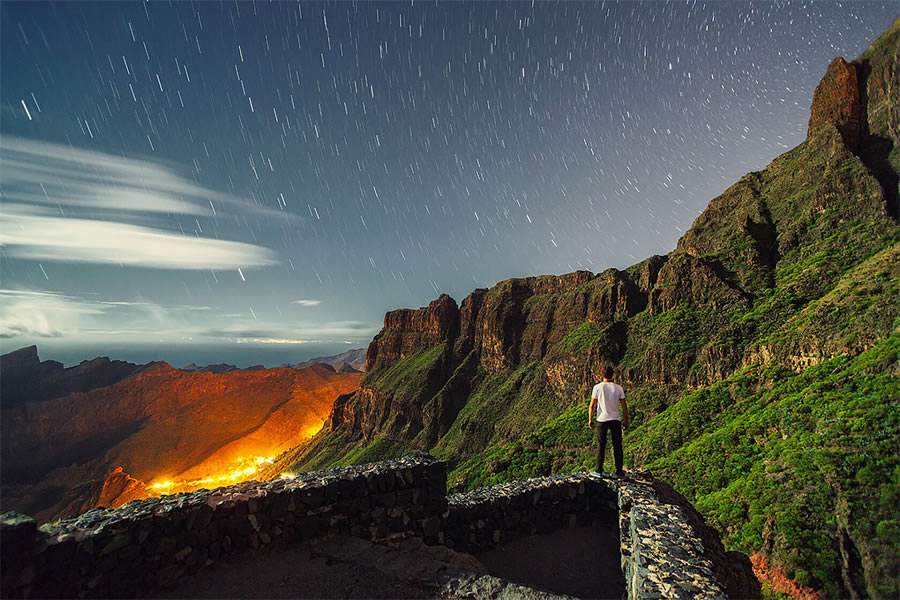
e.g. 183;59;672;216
602;365;614;380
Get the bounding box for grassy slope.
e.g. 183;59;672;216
448;243;900;598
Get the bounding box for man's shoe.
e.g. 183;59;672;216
589;470;603;477
615;470;626;477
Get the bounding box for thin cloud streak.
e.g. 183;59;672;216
1;205;277;270
1;137;215;215
0;136;305;222
293;299;321;306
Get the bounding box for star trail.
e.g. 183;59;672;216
1;2;897;367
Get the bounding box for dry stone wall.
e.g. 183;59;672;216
1;458;748;599
1;456;446;599
443;472;735;599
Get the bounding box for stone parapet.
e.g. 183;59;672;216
443;474;617;550
444;471;738;599
1;455;445;599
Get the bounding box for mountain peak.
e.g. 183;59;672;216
807;56;862;151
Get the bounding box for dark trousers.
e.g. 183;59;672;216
595;420;623;474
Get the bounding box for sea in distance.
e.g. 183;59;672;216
5;341;362;370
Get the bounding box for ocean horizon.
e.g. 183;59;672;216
1;341;365;370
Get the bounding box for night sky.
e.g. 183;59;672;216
1;2;897;368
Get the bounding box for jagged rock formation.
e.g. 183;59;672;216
269;19;900;600
1;359;361;522
808;57;862;151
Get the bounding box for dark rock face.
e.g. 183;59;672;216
808;57;862;151
365;294;460;370
0;346;145;408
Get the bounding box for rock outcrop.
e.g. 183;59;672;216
366;294;460;370
808;57;862;151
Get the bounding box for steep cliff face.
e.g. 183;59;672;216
808;56;862;151
365;294;459;370
273;20;900;599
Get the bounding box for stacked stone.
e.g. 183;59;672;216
443;473;618;551
0;455;445;599
617;472;727;600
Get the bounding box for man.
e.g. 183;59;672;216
588;365;629;476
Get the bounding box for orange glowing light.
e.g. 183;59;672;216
147;455;277;497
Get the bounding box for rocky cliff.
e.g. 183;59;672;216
269;19;900;600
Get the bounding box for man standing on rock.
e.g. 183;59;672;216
588;365;629;476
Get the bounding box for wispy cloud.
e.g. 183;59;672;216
0;137;280;270
0;287;378;345
0;290;105;339
293;299;321;306
1;137;215;215
201;321;375;343
1;205;277;269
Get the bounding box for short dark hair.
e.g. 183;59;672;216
603;365;614;379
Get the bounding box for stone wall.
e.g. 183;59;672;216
1;456;446;599
442;472;750;599
442;474;618;551
1;459;755;599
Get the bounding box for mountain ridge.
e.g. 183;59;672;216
264;19;900;599
1;352;362;522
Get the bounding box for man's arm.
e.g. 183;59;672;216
621;397;629;429
588;396;597;428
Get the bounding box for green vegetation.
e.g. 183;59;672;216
444;335;899;598
332;437;414;467
646;335;900;598
559;322;604;354
431;360;556;462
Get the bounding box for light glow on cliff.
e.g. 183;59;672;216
149;455;276;495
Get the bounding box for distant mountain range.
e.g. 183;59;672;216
0;346;361;522
177;347;366;374
0;345;146;408
282;347;367;373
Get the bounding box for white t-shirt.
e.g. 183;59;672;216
592;381;625;422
